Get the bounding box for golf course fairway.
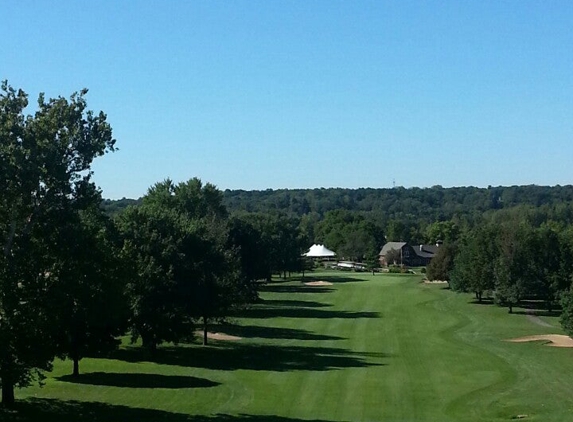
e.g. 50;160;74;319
8;271;573;421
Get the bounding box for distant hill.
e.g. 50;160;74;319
102;184;573;224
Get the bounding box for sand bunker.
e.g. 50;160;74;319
423;280;448;284
304;281;334;286
196;331;242;341
506;334;573;348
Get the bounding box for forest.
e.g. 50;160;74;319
3;82;573;410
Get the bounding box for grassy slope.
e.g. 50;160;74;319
9;271;573;421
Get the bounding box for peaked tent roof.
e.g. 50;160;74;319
304;244;336;257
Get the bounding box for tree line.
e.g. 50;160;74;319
0;84;309;407
104;185;573;247
425;209;573;338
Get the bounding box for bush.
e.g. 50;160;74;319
388;265;409;274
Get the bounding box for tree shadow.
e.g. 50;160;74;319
111;343;388;372
468;298;494;305
519;299;562;312
237;306;379;319
511;309;561;318
259;299;332;308
301;275;367;283
238;295;378;320
56;372;219;389
218;324;345;341
1;398;344;422
259;285;335;294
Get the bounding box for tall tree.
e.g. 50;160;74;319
426;243;458;281
316;210;384;261
118;205;194;352
227;215;271;284
449;226;497;301
532;225;569;312
560;284;573;337
120;179;254;348
494;222;536;313
0;82;115;406
424;221;460;244
49;207;127;376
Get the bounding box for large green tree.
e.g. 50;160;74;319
49;207;127;377
560;284;573;337
227;215;272;284
119;179;253;348
316;210;384;262
118;204;196;351
493;222;536;313
449;226;498;302
424;221;460;244
426;243;458;281
0;82;115;406
531;224;570;312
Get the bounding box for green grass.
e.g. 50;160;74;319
5;270;573;421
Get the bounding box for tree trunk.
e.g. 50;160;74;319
202;316;208;346
73;356;80;377
508;303;513;314
1;375;15;408
142;334;157;355
71;335;80;377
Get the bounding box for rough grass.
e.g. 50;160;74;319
5;270;573;421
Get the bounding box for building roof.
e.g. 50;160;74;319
379;242;441;259
412;244;440;258
379;242;407;256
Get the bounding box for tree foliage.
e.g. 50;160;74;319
426;243;458;281
49;207;127;376
449;226;498;302
0;82;115;406
561;286;573;337
119;179;255;348
315;210;384;262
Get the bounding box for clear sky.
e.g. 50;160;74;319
3;1;573;199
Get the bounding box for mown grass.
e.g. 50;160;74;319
4;270;573;421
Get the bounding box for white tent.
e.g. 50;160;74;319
304;244;336;258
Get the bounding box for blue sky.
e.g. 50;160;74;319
3;1;573;198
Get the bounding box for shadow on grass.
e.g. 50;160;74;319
259;285;335;294
1;398;344;422
237;306;379;319
511;309;561;318
218;324;345;341
258;298;332;308
295;275;368;283
112;343;387;372
468;298;494;305
468;298;562;317
56;372;219;389
235;293;379;319
519;299;562;313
